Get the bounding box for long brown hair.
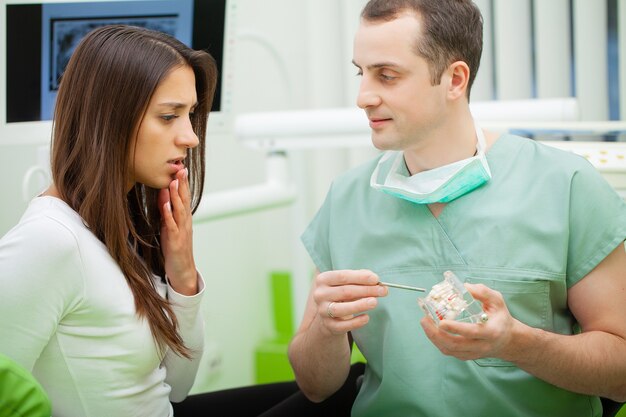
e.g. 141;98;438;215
51;25;217;358
362;0;483;98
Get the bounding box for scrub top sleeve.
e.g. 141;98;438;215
0;216;84;371
301;183;335;273
566;163;626;287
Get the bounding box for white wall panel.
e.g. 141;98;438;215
493;0;533;99
342;0;368;106
303;0;349;208
472;0;495;101
573;0;609;120
534;0;572;98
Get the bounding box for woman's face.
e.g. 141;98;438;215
129;65;198;191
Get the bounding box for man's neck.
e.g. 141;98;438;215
403;110;477;175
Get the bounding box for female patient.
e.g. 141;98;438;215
0;25;217;416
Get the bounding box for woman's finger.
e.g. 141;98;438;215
168;178;187;225
179;167;191;210
157;188;170;216
158;188;175;230
161;200;177;233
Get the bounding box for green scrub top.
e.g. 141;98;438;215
302;134;626;417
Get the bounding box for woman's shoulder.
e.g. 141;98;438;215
0;197;87;293
4;196;84;255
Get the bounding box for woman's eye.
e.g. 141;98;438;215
161;114;177;122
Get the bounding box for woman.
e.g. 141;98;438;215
0;25;216;416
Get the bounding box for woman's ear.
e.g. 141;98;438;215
447;61;470;101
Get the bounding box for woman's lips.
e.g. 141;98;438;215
168;159;185;173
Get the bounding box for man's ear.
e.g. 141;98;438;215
447;61;470;100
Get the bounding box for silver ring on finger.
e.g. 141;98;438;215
327;301;336;319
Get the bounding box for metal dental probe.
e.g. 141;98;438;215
378;281;426;292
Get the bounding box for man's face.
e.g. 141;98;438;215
353;12;449;152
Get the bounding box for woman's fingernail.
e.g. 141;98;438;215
174;179;179;191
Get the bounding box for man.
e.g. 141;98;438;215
287;0;626;416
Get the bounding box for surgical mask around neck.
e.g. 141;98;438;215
370;123;492;204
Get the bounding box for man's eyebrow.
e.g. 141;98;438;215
351;60;403;70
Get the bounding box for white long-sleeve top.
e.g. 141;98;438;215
0;196;205;417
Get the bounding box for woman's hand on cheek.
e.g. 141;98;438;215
158;168;198;295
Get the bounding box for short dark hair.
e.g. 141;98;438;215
361;0;483;98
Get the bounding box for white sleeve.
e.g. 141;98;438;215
0;216;84;371
161;272;205;402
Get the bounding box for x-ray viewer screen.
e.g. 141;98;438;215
6;0;225;123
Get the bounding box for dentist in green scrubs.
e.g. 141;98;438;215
288;1;626;416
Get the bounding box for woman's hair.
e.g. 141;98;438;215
51;25;217;358
361;0;483;98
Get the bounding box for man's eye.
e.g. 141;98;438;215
380;74;396;81
355;70;363;77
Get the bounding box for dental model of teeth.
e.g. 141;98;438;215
424;275;468;320
418;271;488;324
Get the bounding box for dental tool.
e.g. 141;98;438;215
378;281;426;292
